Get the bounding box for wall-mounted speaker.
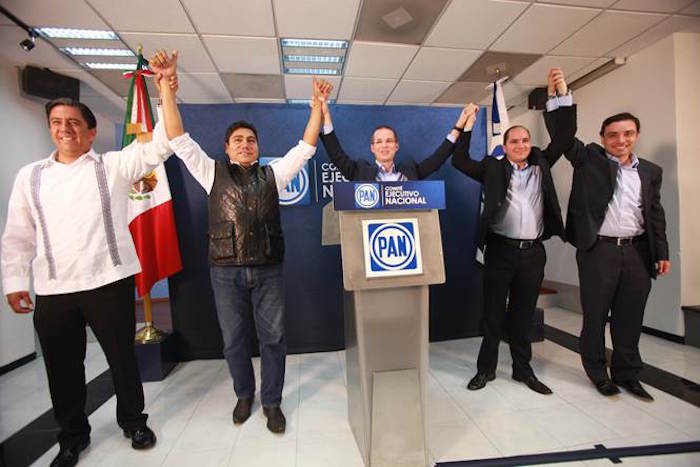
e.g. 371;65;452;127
21;66;79;101
528;87;547;111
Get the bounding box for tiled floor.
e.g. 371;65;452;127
1;307;699;466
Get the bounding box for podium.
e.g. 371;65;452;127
333;181;446;467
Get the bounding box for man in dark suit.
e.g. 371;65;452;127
451;69;576;394
318;98;469;181
549;101;670;400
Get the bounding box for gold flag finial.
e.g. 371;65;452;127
137;43;143;55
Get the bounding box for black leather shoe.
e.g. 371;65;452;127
262;406;286;434
232;397;253;425
467;372;495;390
594;379;621;396
513;375;553;395
123;425;156;449
613;379;654;401
50;439;89;467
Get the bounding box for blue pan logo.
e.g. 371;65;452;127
362;219;423;278
263;158;310;206
354;183;380;209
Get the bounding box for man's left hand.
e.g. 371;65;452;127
657;260;671;276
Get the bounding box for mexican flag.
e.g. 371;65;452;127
123;50;182;297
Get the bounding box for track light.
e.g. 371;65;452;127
20;32;36;52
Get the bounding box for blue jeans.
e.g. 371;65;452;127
210;264;287;406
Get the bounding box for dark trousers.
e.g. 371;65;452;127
577;239;652;383
476;236;546;379
33;276;147;449
210;264;287;407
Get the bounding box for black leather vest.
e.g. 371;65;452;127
208;161;284;266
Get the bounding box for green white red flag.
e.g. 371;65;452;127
123;49;182;297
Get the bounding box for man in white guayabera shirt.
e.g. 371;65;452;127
154;49;331;435
1;52;182;467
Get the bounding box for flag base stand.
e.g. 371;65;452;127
134;330;177;382
135;323;168;344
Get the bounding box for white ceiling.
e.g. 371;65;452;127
0;0;699;121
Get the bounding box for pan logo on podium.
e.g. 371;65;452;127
261;157;311;206
362;218;423;278
354;183;380;208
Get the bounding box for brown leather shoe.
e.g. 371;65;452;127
232;397;253;424
263;406;286;434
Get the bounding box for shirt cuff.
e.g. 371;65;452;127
446;132;457;144
322;123;334;135
546;92;573;112
168;132;193;152
2;276;30;295
297;139;317;156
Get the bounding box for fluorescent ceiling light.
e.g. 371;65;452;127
284;67;339;75
63;47;133;57
284;55;343;63
83;62;137;70
281;39;347;49
287;99;335;105
37;27;118;40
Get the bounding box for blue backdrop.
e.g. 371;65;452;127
164;103;487;360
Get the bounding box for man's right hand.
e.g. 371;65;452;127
7;291;33;314
460;103;479;130
548;67;567;95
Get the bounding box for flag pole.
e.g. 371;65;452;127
135;292;167;343
127;44;167;344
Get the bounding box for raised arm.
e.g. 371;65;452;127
414;104;469;179
451;103;486;182
271;78;330;192
543;67;586;167
319;99;360;180
152;50;216;193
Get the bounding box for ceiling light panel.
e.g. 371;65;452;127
62;47;134;57
281;38;349;75
36;27;118;40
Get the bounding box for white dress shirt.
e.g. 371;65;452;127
598;153;645;237
1;120;171;296
167;133;316;195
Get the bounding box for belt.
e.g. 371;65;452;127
597;234;646;246
488;233;542;250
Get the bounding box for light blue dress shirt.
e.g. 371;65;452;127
598;154;645;237
490;161;544;240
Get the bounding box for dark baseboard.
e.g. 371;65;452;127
0;353;37;377
642;325;685;344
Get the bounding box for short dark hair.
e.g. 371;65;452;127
371;125;398;143
45;98;97;129
225;120;258;144
503;125;530;144
599;112;640;136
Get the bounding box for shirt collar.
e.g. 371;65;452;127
606;152;639;168
376;160;398;174
507;159;530;171
43;148;99;167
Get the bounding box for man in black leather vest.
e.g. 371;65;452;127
166;67;331;433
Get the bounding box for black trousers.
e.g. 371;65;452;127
476;236;546;378
577;239;652;383
33;276;147;448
